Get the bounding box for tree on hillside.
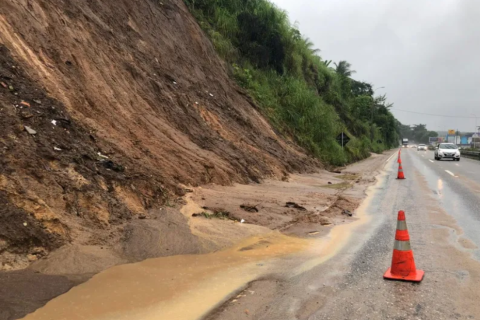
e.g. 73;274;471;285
398;124;438;143
236;7;287;73
302;37;320;54
351;81;373;97
334;60;356;77
185;0;404;163
412;124;427;142
398;124;412;139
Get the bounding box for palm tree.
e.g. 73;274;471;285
334;60;356;77
302;37;320;54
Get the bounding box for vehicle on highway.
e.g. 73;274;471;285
417;144;427;151
434;143;460;161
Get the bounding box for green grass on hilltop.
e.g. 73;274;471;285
184;0;400;166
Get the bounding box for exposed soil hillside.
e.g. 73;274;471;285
0;0;318;270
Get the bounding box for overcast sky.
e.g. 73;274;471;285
270;0;480;133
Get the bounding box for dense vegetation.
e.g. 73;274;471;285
184;0;401;165
398;124;438;144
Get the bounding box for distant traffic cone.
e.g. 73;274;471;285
397;153;402;164
397;163;405;179
384;210;424;282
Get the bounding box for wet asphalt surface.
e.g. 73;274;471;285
210;149;480;320
305;149;480;319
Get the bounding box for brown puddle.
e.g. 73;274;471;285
20;232;310;320
21;159;394;320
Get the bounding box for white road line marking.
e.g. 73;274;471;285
445;170;456;177
429;160;434;163
386;153;396;163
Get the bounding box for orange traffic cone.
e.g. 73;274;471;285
397;163;405;179
397;154;402;164
384;210;424;282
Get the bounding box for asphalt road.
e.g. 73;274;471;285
417;149;480;184
208;149;480;320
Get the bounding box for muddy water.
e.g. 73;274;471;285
21;158;395;320
21;233;311;320
291;157;392;276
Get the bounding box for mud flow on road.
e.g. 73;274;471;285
16;154;393;320
206;149;480;320
12;149;480;320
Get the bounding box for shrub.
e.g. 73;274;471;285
184;0;400;165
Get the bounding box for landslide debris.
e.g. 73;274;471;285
0;0;316;269
0;44;166;269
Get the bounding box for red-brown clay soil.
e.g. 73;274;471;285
0;0;317;268
0;1;395;319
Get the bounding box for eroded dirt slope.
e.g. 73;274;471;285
0;0;316;269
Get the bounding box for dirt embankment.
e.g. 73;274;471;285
0;2;394;319
0;0;317;270
6;151;392;320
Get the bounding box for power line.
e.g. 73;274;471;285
391;108;477;119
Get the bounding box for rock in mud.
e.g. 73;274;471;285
20;111;34;119
27;254;38;262
240;204;259;212
285;202;307;211
100;160;124;172
24;126;36;135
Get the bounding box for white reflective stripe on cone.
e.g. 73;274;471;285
396;220;408;231
393;240;411;251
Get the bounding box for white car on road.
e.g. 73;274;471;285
417;144;427;151
434;143;460;161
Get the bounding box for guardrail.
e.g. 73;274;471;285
461;150;480;160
